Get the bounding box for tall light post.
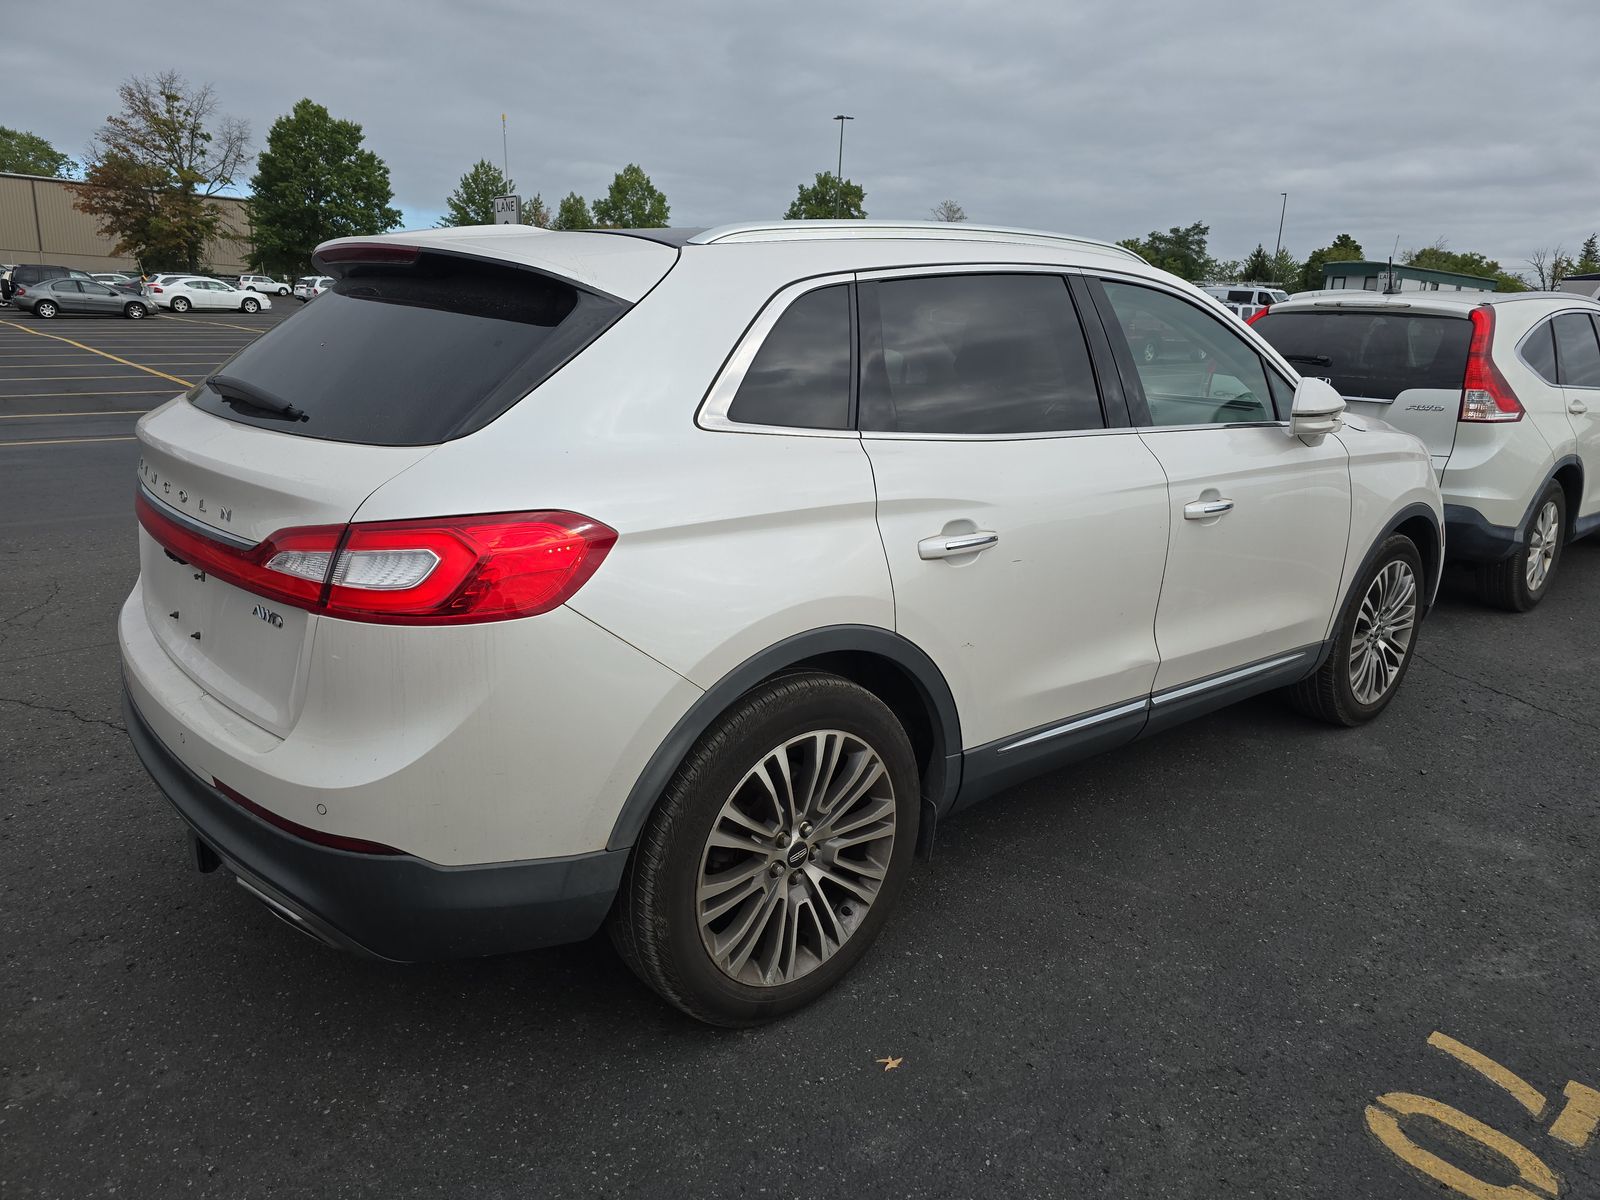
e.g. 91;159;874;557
1273;191;1288;261
833;114;854;218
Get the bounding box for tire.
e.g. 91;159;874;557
170;296;191;313
277;286;289;295
34;300;58;319
610;672;920;1026
124;302;147;320
1289;534;1424;726
241;297;260;314
1476;483;1565;612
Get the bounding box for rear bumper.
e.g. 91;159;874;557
1443;504;1520;563
124;686;627;961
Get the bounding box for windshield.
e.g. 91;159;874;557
1255;310;1472;400
188;249;628;445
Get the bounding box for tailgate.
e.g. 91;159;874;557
135;400;433;735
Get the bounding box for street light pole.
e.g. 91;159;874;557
1273;191;1288;260
833;114;854;218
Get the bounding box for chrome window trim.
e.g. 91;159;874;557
1150;651;1309;707
138;482;257;549
696;272;860;439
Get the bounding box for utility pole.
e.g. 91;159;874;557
1273;192;1288;262
501;113;509;187
833;114;854;218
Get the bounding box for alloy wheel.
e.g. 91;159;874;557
1348;560;1417;705
696;730;896;988
1525;500;1559;592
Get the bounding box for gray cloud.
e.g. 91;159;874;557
5;0;1597;270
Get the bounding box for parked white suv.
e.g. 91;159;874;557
119;222;1442;1024
1253;292;1600;610
238;274;291;295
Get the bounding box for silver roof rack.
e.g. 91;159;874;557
688;220;1147;262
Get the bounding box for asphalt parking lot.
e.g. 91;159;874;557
1;305;1596;1199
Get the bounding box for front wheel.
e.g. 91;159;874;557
610;672;919;1026
34;300;58;319
1289;534;1423;726
170;296;191;313
124;302;147;319
1477;483;1565;612
241;297;260;314
277;286;289;295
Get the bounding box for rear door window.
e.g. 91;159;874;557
727;285;851;429
1553;312;1600;388
1253;310;1472;400
858;273;1104;435
188;250;628;445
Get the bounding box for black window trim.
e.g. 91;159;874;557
1082;271;1297;430
1528;307;1600;391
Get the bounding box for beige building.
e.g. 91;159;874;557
0;171;253;273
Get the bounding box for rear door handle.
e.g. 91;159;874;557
918;531;1000;560
1570;400;1589;415
1183;498;1234;520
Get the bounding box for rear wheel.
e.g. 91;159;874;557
241;297;260;314
170;296;191;313
610;672;919;1026
124;302;147;319
1289;534;1422;726
34;300;58;319
1477;483;1565;612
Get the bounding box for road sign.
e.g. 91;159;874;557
492;194;521;225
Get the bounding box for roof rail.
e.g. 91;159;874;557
688;220;1147;262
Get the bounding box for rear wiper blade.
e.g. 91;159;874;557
205;373;308;422
1285;353;1331;366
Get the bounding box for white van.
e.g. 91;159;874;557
1204;284;1289;322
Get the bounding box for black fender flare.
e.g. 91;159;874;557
606;625;962;851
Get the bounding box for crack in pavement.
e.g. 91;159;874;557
0;695;125;735
1414;651;1600;732
0;577;62;645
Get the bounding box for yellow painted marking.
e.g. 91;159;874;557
1366;1093;1559;1199
1;389;174;398
1428;1032;1549;1118
161;313;272;334
0;322;193;385
0;410;150;419
0;435;137;447
0;375;153;381
1549;1080;1600;1150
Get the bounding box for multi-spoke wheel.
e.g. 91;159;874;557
1289;534;1424;726
1477;482;1566;612
611;672;919;1026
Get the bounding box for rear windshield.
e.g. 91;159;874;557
1255;310;1472;400
190;250;627;444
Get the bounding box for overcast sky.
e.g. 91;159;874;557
6;1;1598;270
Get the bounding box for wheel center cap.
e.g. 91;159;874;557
786;842;809;868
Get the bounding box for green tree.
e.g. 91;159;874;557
592;163;669;228
1577;234;1600;275
1300;233;1364;291
785;171;866;220
72;71;250;272
1118;221;1214;281
248;99;401;278
522;193;551;228
1266;247;1300;288
0;126;74;177
1240;244;1273;281
551;191;592;230
1403;240;1503;280
441;159;515;226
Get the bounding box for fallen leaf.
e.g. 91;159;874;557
876;1056;903;1072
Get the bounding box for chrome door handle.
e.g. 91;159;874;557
1570;400;1589;415
1183;498;1234;520
918;531;1000;560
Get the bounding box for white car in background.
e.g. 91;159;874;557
120;221;1443;1025
293;275;335;301
1254;291;1600;610
238;274;292;295
149;276;272;314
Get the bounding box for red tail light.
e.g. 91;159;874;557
136;493;615;625
212;778;404;855
1460;306;1523;423
12;286;25;297
150;285;163;293
1246;307;1270;326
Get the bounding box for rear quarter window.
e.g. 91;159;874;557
188;251;628;445
1255;310;1472;400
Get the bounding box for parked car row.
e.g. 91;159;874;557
120;220;1495;1027
1;263;276;318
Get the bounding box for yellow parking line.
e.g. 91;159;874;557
0;410;150;419
0;435;138;447
1;389;174;398
0;320;194;386
0;375;151;381
161;313;273;334
1426;1031;1549;1118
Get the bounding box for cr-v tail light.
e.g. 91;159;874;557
1460;306;1523;423
135;494;616;625
1246;306;1270;326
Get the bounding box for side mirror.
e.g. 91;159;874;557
1290;377;1345;443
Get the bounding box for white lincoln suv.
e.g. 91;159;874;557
119;221;1443;1024
1253;291;1600;610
